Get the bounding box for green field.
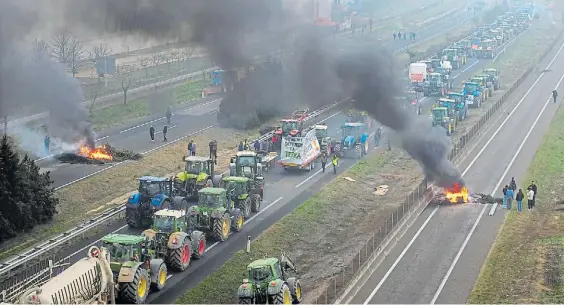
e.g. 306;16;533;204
468;105;564;304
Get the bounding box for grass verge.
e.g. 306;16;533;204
177;149;422;304
467;105;564;304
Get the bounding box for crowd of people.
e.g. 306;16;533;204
502;177;537;212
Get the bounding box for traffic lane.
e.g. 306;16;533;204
433;48;564;304
348;43;564;304
49;110;348;263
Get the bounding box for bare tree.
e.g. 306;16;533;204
138;56;150;78
88;44;112;64
162;52;172;73
31;39;50;61
169;50;181;69
50;30;73;63
67;39;85;77
121;73;132;104
89;93;98;114
151;53;162;67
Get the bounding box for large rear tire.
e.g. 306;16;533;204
167;237;191;271
231;209;244;232
251;194;262;213
240;197;252;219
126;208;141;228
119;268;149;304
213;213;231;241
239;298;253;304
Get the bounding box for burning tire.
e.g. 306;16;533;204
119;267;149;304
167;237;191;271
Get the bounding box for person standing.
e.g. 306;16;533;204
509;177;517;191
374;127;382;147
332;154;339;174
166;106;172;125
321;151;328;173
515;189;524;212
162;125;168;141
529;180;538;204
149;125;155;141
393;32;397;40
505;186;514;210
209;139;217;163
552;89;558;104
44;135;50;155
253;139;260;152
243;139;250;150
191;142;197;156
187;140;194;156
527;187;535;210
360;132;368;155
502;185;509;208
403;33;407;40
238;141;244;152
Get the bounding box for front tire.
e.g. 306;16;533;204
119;268;149;304
167;237;191;271
151;263;167;291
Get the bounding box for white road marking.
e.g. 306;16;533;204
453;60;479;78
360;43;564;304
155;125;179;135
430;74;565;305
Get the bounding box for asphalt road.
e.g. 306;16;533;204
343;36;564;305
37;7;476;190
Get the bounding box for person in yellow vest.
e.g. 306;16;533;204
332;154;339;174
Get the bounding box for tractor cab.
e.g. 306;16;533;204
428;72;442;83
102;234;148;266
448;92;466;106
310;123;333;154
277;119;302;137
221;176;251;202
469;77;486;88
184;156;215;176
151;209;188;233
174;156;221;200
312;124;328;139
463;82;480;95
483;68;499;78
197;187;229;209
210;69;224;86
229;151;263;179
137;176;173;198
346;110;372;128
341;122;367;141
438;98;457;110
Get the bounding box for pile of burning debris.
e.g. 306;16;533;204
431;183;503;205
56;144;142;164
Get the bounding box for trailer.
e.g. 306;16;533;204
277;129;321;171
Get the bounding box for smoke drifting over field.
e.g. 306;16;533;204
0;1;95;153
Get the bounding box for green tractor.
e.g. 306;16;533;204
469;76;491;99
431;106;456;135
229;151;265;198
310;123;333;155
237;253;302;304
473;75;494;97
141;209;206;272
441;48;463;69
483;68;501;90
446;92;468;120
221;176;262;219
174;156;223;199
186;187;244;242
102;234;167;304
437;98;462;124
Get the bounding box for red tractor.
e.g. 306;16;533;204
273;109;309;149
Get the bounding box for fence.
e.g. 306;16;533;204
313;29;564;305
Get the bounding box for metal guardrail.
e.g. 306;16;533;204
314;28;565;305
0;100;347;276
0;3;483;278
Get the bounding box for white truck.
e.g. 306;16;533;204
409;62;428;92
3;246;116;305
277;129;321;171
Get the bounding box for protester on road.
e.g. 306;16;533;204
552;89;558;104
505;186;514;210
515;189;524;212
166;106;172;125
397;32;402;39
527;187;535;210
393;32;397;40
149;125;155;141
321;151;328;173
162;125;168;142
332;154;339;174
374;127;382;147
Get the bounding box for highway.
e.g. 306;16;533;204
340;35;564;305
37;7;478;190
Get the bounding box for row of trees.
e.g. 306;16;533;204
0;135;58;242
32;30;113;77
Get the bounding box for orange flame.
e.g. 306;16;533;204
443;183;469;203
79;144;113;161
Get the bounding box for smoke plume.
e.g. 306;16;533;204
0;1;95;152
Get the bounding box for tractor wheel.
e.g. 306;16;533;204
240;197;252;219
119;267;149;304
239;298;253;304
187;215;198;231
150;263;167;291
271;283;292;305
287;278;303;304
167;237;192;271
230;209;244;232
251;194;262;213
212;213;231;241
126;208;141;228
191;231;206;260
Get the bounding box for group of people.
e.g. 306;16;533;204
393;32;416;40
502;177;537;212
319;151;340;174
149;107;173;142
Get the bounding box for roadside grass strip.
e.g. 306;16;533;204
176;149;424;304
467;105;564;304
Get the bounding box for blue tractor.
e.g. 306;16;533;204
335;122;369;159
126;176;187;229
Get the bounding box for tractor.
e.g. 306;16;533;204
437;98;464;123
221;176;262;219
126;177;186;229
309;123;333;155
186;187;244;242
478;39;496;59
141;209;206;272
472;75;494;97
273;109;309;148
336;122;368;159
483;68;501;90
446;92;468;120
201;69;226;98
431;107;456;136
229;150;265;198
462;81;484;108
237;253;302;304
424;73;446;97
441;48;463;69
468;76;491;99
174;156;223;200
101;234;167;304
346;109;373;129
